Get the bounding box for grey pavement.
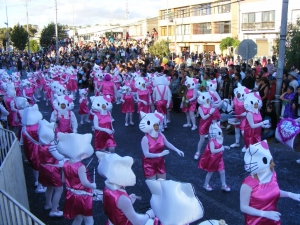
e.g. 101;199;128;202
23;93;300;225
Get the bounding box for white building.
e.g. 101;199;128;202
239;0;300;58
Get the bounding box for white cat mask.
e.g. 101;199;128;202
38;119;55;145
15;97;29;110
209;122;223;143
206;79;217;92
244;140;273;182
79;88;89;97
57;133;94;162
53;94;74;113
234;83;250;102
139;110;163;138
96;152;136;187
90;95;112;115
6;85;16;98
19;104;43;126
197;91;213;108
185;77;198;90
244;92;262;114
121;86;131;94
146;180;204;225
153;75;169;87
135;77;146;90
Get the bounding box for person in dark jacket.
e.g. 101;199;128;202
292;86;300;118
262;103;277;140
242;69;255;90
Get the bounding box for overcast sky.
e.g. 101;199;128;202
0;0;165;30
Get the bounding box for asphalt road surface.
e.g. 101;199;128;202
23;94;300;225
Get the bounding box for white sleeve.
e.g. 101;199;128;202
209;140;223;154
0;104;9;116
22;89;29;98
10;100;18;112
246;112;263;129
161;133;178;152
78;165;95;189
50;111;58;123
141;136;161;158
117;195;149;225
70;111;78;133
48;145;65;161
152;88;157;102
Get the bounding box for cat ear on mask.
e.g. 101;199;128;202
96;151;107;162
140;111;146;119
146;179;162;195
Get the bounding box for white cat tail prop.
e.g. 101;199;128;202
146;179;204;225
96;152;136;187
57;133;94;162
19;104;43;126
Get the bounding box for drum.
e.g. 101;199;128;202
198;220;227;225
93;189;103;201
228;118;240;125
275;118;300;152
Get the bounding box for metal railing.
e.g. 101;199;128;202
0;127;15;167
0;189;45;225
241;22;275;31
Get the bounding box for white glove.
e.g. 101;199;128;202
262;120;270;125
224;146;230;150
143;100;148;105
146;209;155;219
129;194;137;204
262;124;271;129
105;129;113;134
159;150;170;157
166;103;170;108
72;129;77;133
288;192;300;201
261;211;281;221
120;99;125;103
90;183;96;189
220;146;225;152
176;149;184;157
240;112;247;117
209;108;215;115
185;100;189;103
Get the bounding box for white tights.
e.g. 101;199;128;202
125;113;133;124
204;170;226;187
185;111;196;127
45;186;63;212
72;215;94;225
196;135;206;155
234;127;245;144
146;173;166;180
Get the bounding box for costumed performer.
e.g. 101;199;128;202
120;86;135;126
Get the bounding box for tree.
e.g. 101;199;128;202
220;37;240;51
28;40;39;52
40;22;67;47
10;24;28;51
0;27;12;47
148;40;170;59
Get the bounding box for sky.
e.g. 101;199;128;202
0;0;164;30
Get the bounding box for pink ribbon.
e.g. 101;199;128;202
154;113;163;122
64;95;73;103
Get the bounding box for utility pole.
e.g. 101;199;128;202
125;0;129;20
275;0;289;117
24;0;30;54
166;0;169;42
55;0;59;64
5;6;9;56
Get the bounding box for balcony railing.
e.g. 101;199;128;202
241;22;275;31
0;189;45;225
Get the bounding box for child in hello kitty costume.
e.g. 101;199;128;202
96;152;155;225
182;77;198;130
55;132;95;225
91;95;116;153
120;86;135;126
50;94;78;134
78;88;90;125
198;122;231;192
206;79;222;121
139;111;184;180
136;77;151;114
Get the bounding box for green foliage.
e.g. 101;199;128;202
0;27;12;47
220;37;239;51
148;40;170;59
28;40;39;52
10;25;28;51
40;22;67;47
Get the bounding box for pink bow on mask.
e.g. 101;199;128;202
261;140;269;150
154;113;163;123
254;92;261;100
244;88;250;94
64;95;73;103
103;95;111;103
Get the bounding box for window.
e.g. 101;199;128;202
161;26;172;36
218;4;230;14
175;7;190;18
176;25;190;35
215;21;231;34
292;9;300;23
262;10;275;22
193;4;211;16
193;23;212;34
161;10;168;20
242;13;256;23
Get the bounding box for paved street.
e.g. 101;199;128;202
23;95;300;225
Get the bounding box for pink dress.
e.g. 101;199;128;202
121;94;135;113
94;112;116;150
137;89;150;113
210;93;221;120
63;161;93;219
66;75;78;91
244;112;262;148
102;81;115;102
103;188;132;225
5;97;19;127
242;172;280;225
113;75;121;90
182;89;196;113
24;87;35;105
198;106;213;135
142;133;166;178
234;97;246;130
95;80;102;96
79;98;89;115
155;86;167;115
55;111;72;133
130;80;137;93
22;124;40;171
198;139;225;172
38;145;62;187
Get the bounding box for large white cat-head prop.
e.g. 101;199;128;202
38;119;55;145
234;83;250;102
79;88;89;97
6;85;16;98
197;91;213;107
15;97;29;110
96;152;136;187
146;180;204;225
244;140;273;181
139;111;163;138
50;81;60;92
54;83;66;96
153;75;169;87
53;94;74;113
135;77;146;90
209;121;223;143
19;104;43;126
244;92;262;114
90;95;112;114
57;133;94;162
206;79;217;92
185;77;198;90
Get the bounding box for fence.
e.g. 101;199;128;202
0;189;45;225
